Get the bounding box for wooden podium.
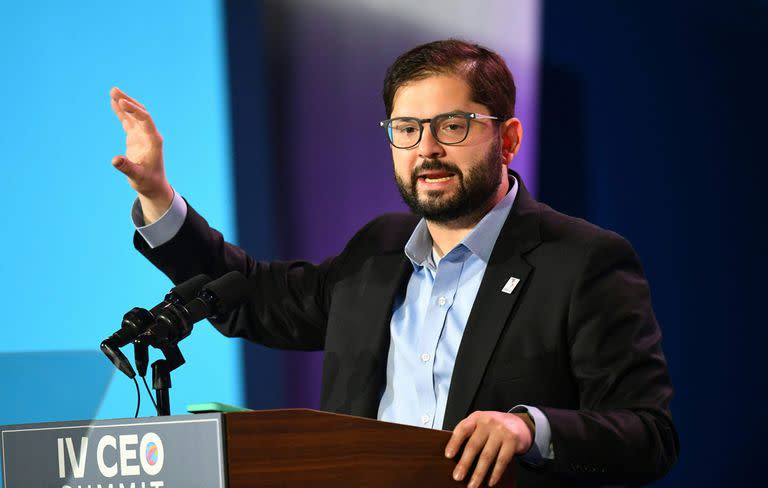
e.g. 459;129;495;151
226;409;514;487
0;409;515;487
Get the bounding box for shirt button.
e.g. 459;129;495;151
421;414;431;425
420;353;431;362
437;296;447;306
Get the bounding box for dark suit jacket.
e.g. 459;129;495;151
136;175;679;487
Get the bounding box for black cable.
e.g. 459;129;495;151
132;376;141;418
141;375;159;413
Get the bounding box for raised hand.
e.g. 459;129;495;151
110;87;173;224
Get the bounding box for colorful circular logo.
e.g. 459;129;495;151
145;442;159;466
140;433;164;475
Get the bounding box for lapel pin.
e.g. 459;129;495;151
501;276;520;294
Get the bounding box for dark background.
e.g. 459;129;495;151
539;2;767;485
225;1;768;485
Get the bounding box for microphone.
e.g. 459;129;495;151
101;274;211;378
138;271;252;349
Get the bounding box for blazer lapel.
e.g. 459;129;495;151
442;176;542;430
350;252;412;418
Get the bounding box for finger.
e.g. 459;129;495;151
119;99;158;131
468;436;502;488
453;429;489;482
112;155;143;180
446;417;476;458
111;98;134;129
110;98;123;119
110;87;147;110
119;98;148;118
488;443;516;487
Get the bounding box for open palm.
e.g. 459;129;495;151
110;87;173;222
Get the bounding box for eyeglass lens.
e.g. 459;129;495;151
387;114;470;148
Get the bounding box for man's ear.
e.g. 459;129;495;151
501;118;523;162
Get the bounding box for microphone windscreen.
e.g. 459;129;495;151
203;271;252;315
169;274;211;302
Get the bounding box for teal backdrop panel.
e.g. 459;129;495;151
0;0;242;432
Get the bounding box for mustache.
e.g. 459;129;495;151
412;159;463;180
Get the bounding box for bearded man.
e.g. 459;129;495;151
110;40;679;487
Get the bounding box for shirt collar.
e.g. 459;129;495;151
404;175;519;269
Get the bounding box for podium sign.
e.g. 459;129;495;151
1;413;226;488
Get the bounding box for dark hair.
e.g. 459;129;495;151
382;39;516;119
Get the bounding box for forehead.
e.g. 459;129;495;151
391;74;484;118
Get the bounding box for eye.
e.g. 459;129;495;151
438;118;468;133
392;122;419;134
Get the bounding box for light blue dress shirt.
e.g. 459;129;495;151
133;179;553;462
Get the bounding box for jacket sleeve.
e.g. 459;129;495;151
539;232;680;485
134;202;351;351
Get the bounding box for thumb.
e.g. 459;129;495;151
111;155;143;180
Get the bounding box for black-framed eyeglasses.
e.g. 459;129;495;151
379;112;501;149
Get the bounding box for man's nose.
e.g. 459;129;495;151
417;126;446;160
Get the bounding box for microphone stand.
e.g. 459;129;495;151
152;344;185;416
134;301;193;416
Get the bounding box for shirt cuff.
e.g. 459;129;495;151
509;405;555;464
131;190;187;249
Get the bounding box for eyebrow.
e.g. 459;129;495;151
391;109;472;119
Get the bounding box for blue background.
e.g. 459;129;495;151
0;0;242;426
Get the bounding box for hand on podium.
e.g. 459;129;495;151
445;410;534;488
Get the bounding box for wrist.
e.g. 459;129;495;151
513;412;535;451
138;183;174;224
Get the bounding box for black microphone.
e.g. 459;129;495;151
101;274;211;378
138;271;252;349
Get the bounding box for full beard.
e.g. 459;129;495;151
394;139;504;223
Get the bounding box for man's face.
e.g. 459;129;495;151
390;74;506;223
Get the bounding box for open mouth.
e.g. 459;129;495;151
417;170;456;184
